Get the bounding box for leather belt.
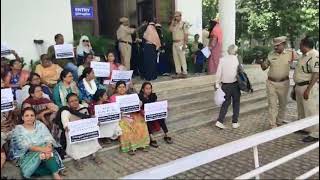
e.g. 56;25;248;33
119;40;132;45
296;81;310;86
268;76;289;82
173;40;183;43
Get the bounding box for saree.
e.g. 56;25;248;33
110;95;150;152
9;120;64;178
208;23;223;75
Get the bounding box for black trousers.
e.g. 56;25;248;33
147;119;169;134
217;82;241;123
143;43;158;81
194;63;204;73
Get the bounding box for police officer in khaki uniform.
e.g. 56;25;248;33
293;37;319;143
116;17;146;70
258;36;297;128
169;11;189;79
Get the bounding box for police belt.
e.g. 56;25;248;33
268;76;289;82
296;81;310;86
119;40;132;45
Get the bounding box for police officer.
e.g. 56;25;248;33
258;36;297;128
169;11;189;79
116;17;146;70
293;37;319;143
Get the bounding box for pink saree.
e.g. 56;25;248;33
208;23;223;75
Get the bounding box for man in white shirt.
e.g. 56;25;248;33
214;44;241;129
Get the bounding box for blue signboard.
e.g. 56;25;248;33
72;6;94;19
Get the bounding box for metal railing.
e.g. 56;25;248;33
121;115;319;179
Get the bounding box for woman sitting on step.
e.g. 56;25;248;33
9;107;64;180
138;82;173;148
109;81;150;155
58;93;102;170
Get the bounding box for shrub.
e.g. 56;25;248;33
240;46;272;64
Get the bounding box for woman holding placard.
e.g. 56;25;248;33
78;67;106;104
88;89;122;145
58;93;102;170
77;53;94;77
109;81;150;155
139;82;172;148
9;107;64;179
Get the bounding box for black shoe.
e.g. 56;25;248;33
150;140;159;148
302;136;319;143
294;130;309;135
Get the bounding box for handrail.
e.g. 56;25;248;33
121;116;319;179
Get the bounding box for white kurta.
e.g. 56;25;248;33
99;121;122;139
61;106;101;160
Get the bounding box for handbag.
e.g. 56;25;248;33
18;151;41;178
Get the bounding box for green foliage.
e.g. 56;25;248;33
240;46;272;64
202;0;219;28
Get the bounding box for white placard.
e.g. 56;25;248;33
201;47;211;58
1;88;14;112
116;94;140;113
68;118;100;144
91;61;110;77
1;43;11;57
94;103;121;124
54;44;75;59
111;70;133;84
144;101;168;122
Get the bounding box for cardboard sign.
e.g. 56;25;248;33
94;103;121;124
115;94;140;113
68;118;100;144
1;88;14;112
54;44;75;59
111;70;133;84
201;47;211;58
91;61;111;77
144;101;168;121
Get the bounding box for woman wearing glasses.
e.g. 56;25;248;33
76;35;94;66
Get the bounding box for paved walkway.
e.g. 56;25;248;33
2;103;319;179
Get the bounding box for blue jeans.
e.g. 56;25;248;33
64;63;78;81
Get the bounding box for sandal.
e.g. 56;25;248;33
164;136;173;144
74;160;84;171
128;150;136;155
59;169;68;176
91;155;103;165
150;140;159;148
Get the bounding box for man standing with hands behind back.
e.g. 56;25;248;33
169;11;189;79
257;36;297;129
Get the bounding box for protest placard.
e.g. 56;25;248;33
94;103;121;124
201;46;211;58
91;61;110;77
116;94;140;113
1;88;14;112
111;70;133;84
68;118;100;144
144;101;168;121
54;44;75;59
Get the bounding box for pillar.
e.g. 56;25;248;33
219;0;236;55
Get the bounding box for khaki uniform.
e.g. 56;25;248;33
293;49;319;138
264;50;295;127
117;24;135;70
171;21;189;74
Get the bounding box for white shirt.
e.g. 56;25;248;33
216;54;239;85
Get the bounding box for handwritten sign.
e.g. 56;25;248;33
1;88;14;112
72;6;94;19
68;118;100;144
94;103;121;124
91;61;110;77
1;43;11;57
144;101;168;121
54;44;75;59
111;70;133;84
115;94;140;113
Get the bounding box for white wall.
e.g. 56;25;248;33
175;0;203;41
1;0;74;68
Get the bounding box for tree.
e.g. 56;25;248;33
202;0;218;28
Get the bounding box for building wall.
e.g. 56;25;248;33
175;0;202;40
1;0;74;66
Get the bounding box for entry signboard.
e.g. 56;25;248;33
72;6;94;19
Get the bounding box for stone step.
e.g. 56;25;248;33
167;88;267;124
167;88;266;117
